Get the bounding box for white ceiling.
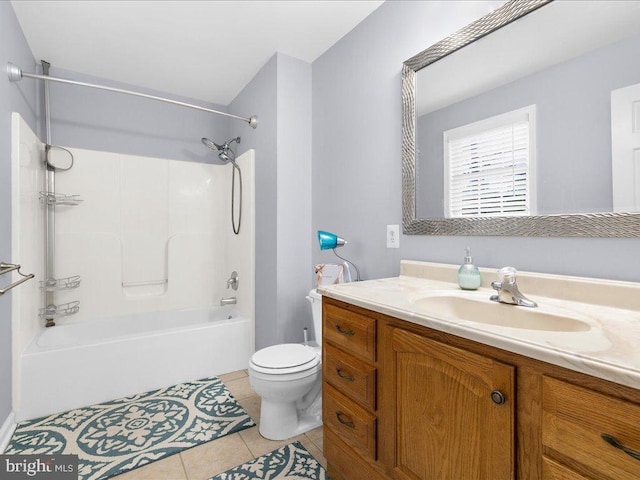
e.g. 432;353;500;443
11;1;384;106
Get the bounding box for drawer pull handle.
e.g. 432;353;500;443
335;325;355;336
336;411;355;428
336;368;355;381
490;390;506;405
601;434;640;462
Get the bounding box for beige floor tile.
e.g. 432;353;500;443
224;376;254;401
111;454;187;480
180;433;253;480
305;432;323;454
305;426;323;442
218;370;248;383
236;393;261;423
238;425;306;458
299;435;327;469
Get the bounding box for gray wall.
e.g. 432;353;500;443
0;2;39;425
276;55;312;343
48;67;229;162
230;53;313;348
312;0;640;283
417;33;640;217
229;55;279;349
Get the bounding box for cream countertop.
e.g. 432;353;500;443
318;261;640;390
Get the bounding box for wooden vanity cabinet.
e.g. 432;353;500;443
323;297;640;480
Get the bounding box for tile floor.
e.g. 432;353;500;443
112;370;325;480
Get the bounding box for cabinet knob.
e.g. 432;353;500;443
490;390;506;405
336;325;355;336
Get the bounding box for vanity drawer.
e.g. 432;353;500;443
542;376;640;480
324;383;377;460
324;343;376;411
324;302;376;361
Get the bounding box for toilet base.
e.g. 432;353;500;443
258;399;322;440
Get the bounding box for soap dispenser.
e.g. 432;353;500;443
458;247;481;290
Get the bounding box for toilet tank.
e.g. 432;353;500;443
307;289;323;346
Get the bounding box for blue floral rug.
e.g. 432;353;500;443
210;441;329;480
6;377;255;480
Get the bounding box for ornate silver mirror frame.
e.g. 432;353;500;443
402;0;640;237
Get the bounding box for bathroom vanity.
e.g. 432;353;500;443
319;261;640;480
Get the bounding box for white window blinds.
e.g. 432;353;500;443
444;106;536;218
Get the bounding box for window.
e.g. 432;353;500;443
444;106;536;218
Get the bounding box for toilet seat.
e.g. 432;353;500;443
250;343;320;375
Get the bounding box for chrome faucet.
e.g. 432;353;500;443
227;271;239;291
490;267;538;308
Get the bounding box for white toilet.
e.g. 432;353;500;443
248;289;323;440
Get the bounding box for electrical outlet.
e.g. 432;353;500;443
387;224;400;248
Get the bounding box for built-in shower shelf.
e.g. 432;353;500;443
39;300;80;319
39;191;83;206
40;275;81;291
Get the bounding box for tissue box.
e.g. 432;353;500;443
315;263;350;286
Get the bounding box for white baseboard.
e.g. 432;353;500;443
0;411;16;453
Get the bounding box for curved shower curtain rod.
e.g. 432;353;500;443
7;62;258;129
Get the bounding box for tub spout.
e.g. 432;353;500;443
220;296;237;306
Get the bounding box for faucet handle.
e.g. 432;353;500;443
227;271;239;291
497;266;517;283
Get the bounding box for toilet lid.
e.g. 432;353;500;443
251;344;320;372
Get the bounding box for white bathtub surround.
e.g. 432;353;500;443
223;150;256;344
10;114;44;412
52;147;255;323
319;260;640;390
0;412;17;453
7;377;255;480
18;306;251;422
11;113;256;421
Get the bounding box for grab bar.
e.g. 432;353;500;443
0;262;35;296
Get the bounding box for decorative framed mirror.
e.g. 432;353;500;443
402;0;640;236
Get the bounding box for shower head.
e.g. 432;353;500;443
201;137;224;152
202;136;240;151
201;136;241;167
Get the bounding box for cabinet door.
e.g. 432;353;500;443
389;327;515;480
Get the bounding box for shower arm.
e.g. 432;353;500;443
7;62;258;129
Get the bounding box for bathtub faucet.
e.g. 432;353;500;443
220;296;237;306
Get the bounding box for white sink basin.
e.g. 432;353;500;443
411;292;591;332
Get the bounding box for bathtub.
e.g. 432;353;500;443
18;305;252;421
